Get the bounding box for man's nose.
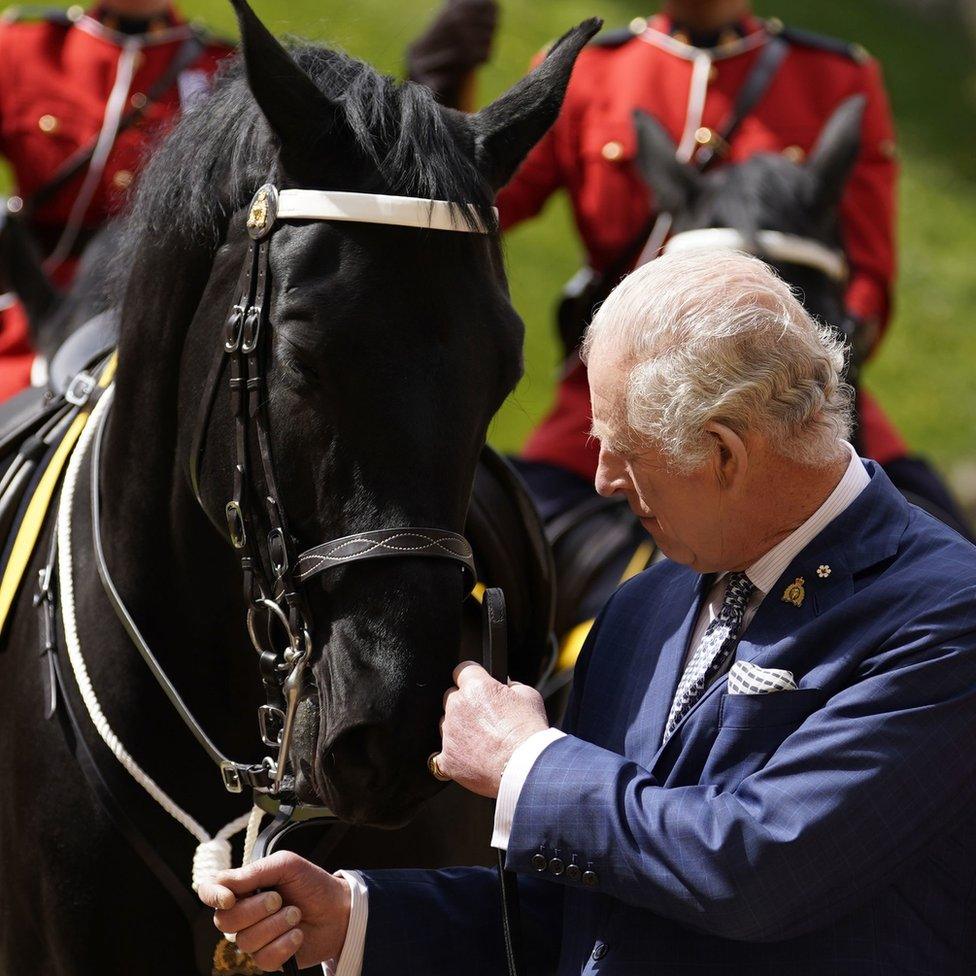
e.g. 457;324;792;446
595;445;628;497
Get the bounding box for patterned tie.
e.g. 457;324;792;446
663;572;757;744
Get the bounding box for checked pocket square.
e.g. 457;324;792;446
728;660;798;695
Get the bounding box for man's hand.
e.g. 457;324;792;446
434;661;549;798
197;851;350;972
407;0;499;107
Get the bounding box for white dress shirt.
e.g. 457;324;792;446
329;443;869;974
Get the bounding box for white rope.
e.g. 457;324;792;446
242;804;265;866
56;384;253;890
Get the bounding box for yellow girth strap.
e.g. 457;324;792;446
0;355;118;634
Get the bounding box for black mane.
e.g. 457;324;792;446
122;43;495;260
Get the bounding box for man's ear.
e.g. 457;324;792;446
704;421;748;489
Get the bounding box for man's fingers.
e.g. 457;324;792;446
235;905;303;956
251;927;304;973
442;685;456;710
213;890;282;935
197;881;236;911
213;851;302;897
453;660;488;685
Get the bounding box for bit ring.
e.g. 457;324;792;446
427;752;451;782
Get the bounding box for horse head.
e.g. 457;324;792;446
110;0;598;827
632;95;866;330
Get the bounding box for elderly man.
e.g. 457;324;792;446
200;250;976;975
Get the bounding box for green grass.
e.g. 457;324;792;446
4;1;975;481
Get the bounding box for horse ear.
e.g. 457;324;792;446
231;0;346;153
632;109;700;213
805;94;866;211
471;18;602;191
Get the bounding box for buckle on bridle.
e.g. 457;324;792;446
220;761;244;793
65;371;97;407
258;705;286;748
225;501;247;549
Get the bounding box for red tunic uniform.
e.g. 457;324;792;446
0;3;233;399
497;14;904;478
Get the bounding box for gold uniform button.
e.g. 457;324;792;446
130;91;148;110
601;140;624;162
783;144;806;163
850;43;870;64
629;16;647;35
38;114;59;134
766;17;784;35
694;126;714;146
66;4;84;22
113;169;134;190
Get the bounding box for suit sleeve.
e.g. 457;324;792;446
360;868;562;975
506;599;976;942
840;56;897;343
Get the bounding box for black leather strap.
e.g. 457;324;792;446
294;528;476;588
482;588;524;976
697;35;789;167
22;32;205;219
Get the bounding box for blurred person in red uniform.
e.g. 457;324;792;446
410;1;967;532
0;1;233;399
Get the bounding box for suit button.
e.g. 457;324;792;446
592;943;609;961
531;853;547;872
548;857;565;876
565;862;581;882
582;869;599;887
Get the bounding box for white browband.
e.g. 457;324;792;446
663;228;849;282
247;185;496;237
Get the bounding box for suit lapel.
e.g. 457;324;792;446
640;571;712;751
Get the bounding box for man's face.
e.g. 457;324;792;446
588;348;728;571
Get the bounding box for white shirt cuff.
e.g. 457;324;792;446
490;727;567;850
322;870;368;976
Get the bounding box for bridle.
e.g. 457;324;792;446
99;183;497;801
663;226;849;282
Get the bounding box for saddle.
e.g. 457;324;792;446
0;311;118;636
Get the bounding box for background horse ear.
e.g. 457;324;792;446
805;94;866;213
471;18;602;191
0;209;62;337
632;109;701;214
231;0;350;161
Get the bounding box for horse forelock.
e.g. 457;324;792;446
114;43;494;289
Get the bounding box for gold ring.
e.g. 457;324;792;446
427;751;451;782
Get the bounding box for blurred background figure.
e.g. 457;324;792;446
409;0;972;537
0;1;232;398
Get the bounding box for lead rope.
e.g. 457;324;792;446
55;381;257;891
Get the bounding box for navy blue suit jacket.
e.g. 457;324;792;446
361;462;976;974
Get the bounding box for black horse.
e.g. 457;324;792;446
0;2;597;973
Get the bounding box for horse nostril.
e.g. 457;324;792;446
324;723;392;798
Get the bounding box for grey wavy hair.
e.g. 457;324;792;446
581;248;853;471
